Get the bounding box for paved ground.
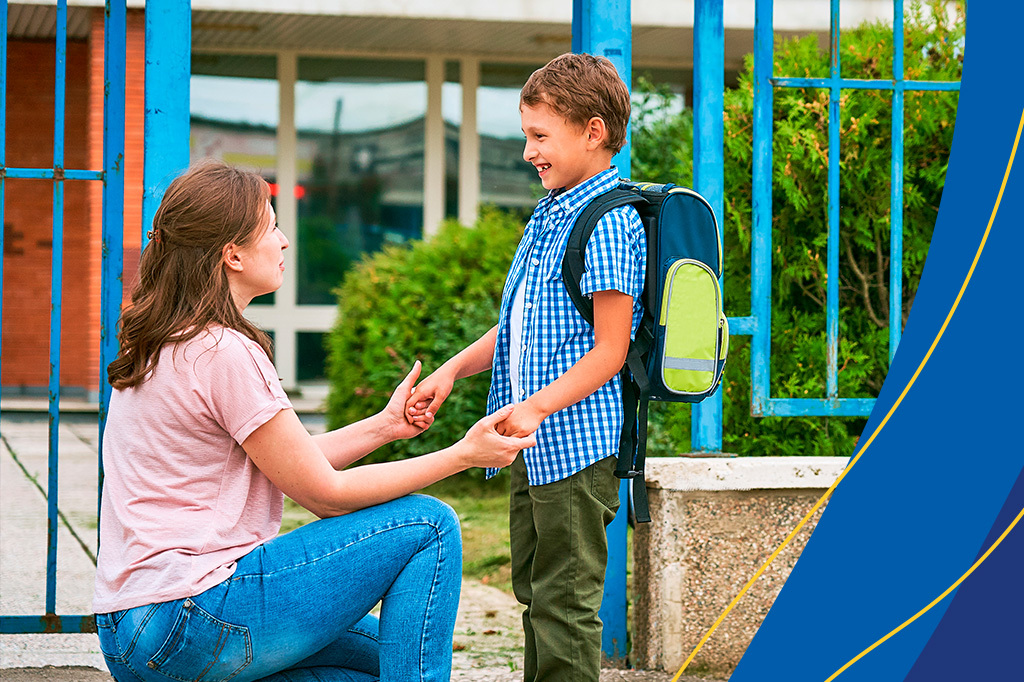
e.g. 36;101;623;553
0;409;718;681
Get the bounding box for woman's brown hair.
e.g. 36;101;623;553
107;161;274;389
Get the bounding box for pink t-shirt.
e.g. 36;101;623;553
93;326;292;613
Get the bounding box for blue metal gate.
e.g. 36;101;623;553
0;0;125;634
746;0;961;419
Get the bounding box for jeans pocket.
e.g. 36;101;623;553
95;614;120;665
145;599;252;682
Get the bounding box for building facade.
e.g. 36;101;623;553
2;0;889;397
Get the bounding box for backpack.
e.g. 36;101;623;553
561;180;728;523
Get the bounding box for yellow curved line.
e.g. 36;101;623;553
824;505;1024;682
670;106;1024;682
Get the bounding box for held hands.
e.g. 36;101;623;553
457;405;537;470
381;361;434;441
404;366;455;428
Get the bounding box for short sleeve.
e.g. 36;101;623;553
579;205;646;300
195;330;293;444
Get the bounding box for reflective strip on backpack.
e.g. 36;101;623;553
664;357;717;372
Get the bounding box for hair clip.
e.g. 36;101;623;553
147;229;162;244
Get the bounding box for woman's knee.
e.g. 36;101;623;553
391;494;461;536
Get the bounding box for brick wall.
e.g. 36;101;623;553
2;39;93;394
87;8;146;389
2;9;145;397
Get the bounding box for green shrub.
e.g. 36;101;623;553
633;0;962;455
325;207;523;469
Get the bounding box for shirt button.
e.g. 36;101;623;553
525;302;533;309
520;389;526;397
521;343;527;351
531;258;540;266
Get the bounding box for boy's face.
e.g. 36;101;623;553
521;101;599;192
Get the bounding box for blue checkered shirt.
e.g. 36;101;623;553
485;167;646;485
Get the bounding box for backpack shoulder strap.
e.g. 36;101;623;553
561;186;648;326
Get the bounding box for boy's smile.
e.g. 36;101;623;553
521;101;610;192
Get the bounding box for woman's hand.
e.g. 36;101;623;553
454;405;537;470
380;361;434;441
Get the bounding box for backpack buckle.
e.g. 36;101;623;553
615;468;643;479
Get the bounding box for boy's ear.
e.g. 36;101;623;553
584;116;608;151
222;242;245;273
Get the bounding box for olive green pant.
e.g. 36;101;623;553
509;453;621;682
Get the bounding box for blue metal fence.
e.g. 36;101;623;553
0;0;126;635
746;0;961;418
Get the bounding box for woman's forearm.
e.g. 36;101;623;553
312;413;392;470
243;406;531;519
313;446;467;517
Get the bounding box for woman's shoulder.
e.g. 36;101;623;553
176;326;268;365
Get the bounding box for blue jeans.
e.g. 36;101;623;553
96;495;462;682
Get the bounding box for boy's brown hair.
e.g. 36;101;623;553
521;52;631;154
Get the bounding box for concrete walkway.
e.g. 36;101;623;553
0;412;709;682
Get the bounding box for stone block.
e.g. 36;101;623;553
631;456;848;676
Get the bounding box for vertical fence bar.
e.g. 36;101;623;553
45;0;69;616
571;0;590;55
889;0;905;363
100;0;127;529
692;0;724;449
1;0;8;403
573;0;631;660
751;0;774;414
825;0;840;401
142;0;191;246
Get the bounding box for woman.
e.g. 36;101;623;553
93;161;533;682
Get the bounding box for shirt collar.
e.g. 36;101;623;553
549;167;621;215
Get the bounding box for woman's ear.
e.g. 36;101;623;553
222;242;244;273
585;116;608;150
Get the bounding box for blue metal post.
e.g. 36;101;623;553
100;0;127;529
45;0;69;617
825;0;840;401
751;0;774;415
889;0;905;363
692;0;724;451
573;0;631;661
142;0;191;246
1;0;8;403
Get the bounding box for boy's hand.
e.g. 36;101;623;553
496;398;548;438
381;361;433;440
405;366;456;426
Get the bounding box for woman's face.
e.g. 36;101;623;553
230;201;289;306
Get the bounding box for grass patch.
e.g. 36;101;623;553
426;473;513;594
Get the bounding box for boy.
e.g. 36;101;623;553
406;52;645;681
